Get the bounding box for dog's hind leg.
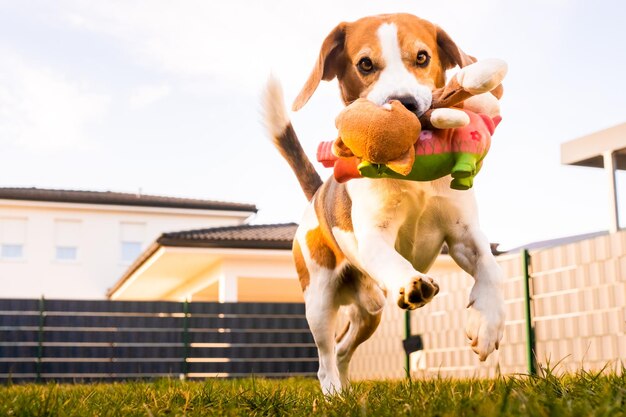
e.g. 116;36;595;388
336;304;383;387
293;231;343;394
304;270;342;395
334;269;385;386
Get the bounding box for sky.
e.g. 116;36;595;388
1;0;625;250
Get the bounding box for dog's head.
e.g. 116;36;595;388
292;14;475;116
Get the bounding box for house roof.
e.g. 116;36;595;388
504;230;609;253
561;121;626;169
107;223;298;298
0;187;257;213
158;223;298;250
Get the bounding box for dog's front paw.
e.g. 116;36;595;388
465;283;505;361
397;275;439;310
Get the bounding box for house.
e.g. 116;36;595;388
108;223;302;302
0;188;256;299
561;121;626;232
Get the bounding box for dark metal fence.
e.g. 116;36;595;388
0;298;317;382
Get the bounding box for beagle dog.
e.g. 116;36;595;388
263;13;505;394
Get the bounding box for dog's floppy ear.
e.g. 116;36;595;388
436;26;476;69
292;23;347;111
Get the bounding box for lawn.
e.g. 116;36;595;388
1;369;624;416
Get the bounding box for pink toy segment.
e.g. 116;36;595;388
416;110;497;157
317;140;335;168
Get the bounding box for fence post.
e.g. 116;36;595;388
182;299;190;379
37;296;45;382
522;249;537;375
403;310;411;378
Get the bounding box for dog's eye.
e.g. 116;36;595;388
416;51;430;67
357;57;374;74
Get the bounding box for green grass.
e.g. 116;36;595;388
1;369;624;416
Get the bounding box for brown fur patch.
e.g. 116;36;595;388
308;180;351;271
292;240;310;291
306;227;337;270
318;179;353;232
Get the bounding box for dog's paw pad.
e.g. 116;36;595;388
398;276;439;310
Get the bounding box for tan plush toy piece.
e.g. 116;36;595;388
330;58;507;176
423;58;506;129
333;98;421;176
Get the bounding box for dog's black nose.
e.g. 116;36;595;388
388;95;419;113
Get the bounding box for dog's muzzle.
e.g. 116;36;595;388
386;95;425;116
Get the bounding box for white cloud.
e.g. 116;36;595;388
0;49;110;150
128;84;171;109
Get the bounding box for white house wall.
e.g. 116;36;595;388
163;260;223;302
0;200;251;299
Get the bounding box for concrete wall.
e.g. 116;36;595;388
0;199;250;299
158;249;303;303
347;230;626;380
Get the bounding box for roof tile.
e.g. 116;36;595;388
158;223;297;250
0;187;257;212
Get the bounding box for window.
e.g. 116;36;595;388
54;220;81;262
56;246;78;261
120;222;145;263
0;218;26;260
121;241;142;262
1;244;23;259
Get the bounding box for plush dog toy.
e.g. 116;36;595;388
318;58;507;190
332;98;420;176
